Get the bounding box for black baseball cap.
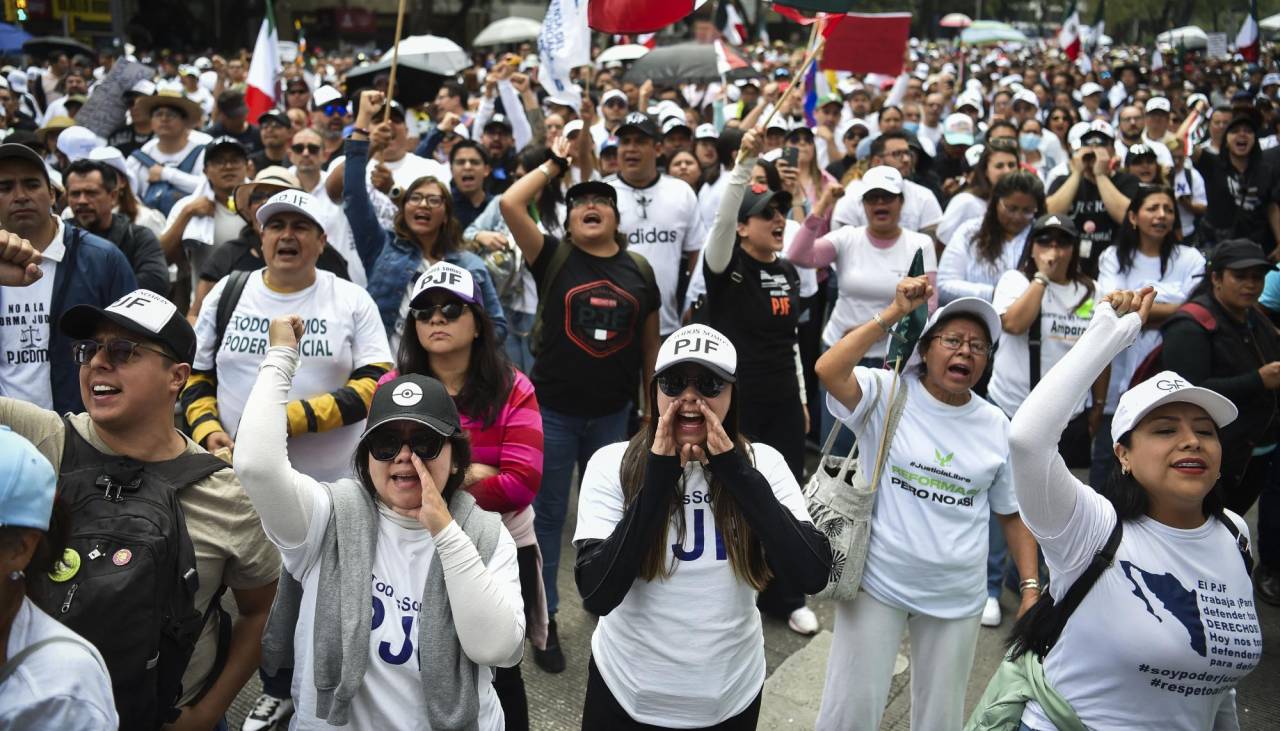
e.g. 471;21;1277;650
737;182;792;223
1227;111;1260;134
258;110;290;128
1030;213;1079;240
1209;239;1277;271
361;374;461;441
60;289;198;364
617;112;660;140
484;113;512;132
206;136;248;159
565;180;617;208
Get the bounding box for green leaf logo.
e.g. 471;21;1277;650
935;449;954;467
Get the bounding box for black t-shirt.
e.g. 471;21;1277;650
199;230;350;283
247;149;287;174
108;125;152;158
1047;171;1140;275
204;122;263;154
703;246;800;392
1195;149;1280;249
528;234;659;416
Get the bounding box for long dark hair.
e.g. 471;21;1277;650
354;428;472;505
962;142;1020;201
971;171;1045;267
617;376;771;590
394;295;514;428
1113;185;1181;276
393;176;463;259
1007;429;1226;661
1015;228;1095;310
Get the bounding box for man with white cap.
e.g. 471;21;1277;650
1078;81;1106;122
310;85;350;166
1143;97;1174;147
832;131;943;232
182;189;392;481
107;79;155;158
591;88;630;148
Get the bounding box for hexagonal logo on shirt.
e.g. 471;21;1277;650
563;279;640;358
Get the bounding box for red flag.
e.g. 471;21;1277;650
818;13;910;76
590;0;709;34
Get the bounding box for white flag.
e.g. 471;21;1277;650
539;0;591;111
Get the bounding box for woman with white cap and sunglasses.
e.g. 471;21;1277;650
573;323;831;729
814;277;1039;730
998;288;1259;730
233;316;524;729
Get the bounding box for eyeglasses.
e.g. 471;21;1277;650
571;194;612;208
656;371;728;398
603;99;627;109
863;191;900;204
207;156;245;169
882;149;912;159
998;199;1037;219
71;338;174;366
410;302;468;321
366;427;447;462
321;102;347;117
753;204;785;220
406;193;445;207
291;143;321;155
932;334;991;356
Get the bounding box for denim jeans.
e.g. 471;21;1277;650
534;402;632;615
504;310;535;374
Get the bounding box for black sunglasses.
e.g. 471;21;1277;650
656;371;727;398
366;427;447;462
291;143;321;155
410;302;468;321
71;338;173;366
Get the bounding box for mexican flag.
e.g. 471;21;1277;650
1237;0;1260;62
1058;0;1081;61
245;0;280;123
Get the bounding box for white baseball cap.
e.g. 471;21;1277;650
89;146;130;181
655;324;737;382
1111;371;1237;443
600;88;628;107
943;112;976;145
955;91;984;115
1012;88;1039;110
1145;96;1172;114
255;189;326;228
563;119;585;138
1264;73;1280;88
923;297;1002;345
861;165;904;196
408;261;481;309
1080;81;1104;97
56;125;103;162
312;84;344;108
695;123;718;140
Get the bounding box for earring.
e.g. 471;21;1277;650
8;570;23;581
1121;465;1130;476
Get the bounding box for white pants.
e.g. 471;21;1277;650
816;590;982;731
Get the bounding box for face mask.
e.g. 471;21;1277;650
903;121;920;134
1019;133;1041;151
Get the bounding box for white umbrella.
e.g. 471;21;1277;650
939;13;973;29
379;34;469;74
596;44;651;67
1262;13;1280;35
1155;26;1209;51
473;17;543;46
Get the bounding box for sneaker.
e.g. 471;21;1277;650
1256;565;1280;607
981;596;1002;627
787;606;820;635
242;694;294;731
534;617;566;673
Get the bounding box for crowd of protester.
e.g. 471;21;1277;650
0;17;1277;731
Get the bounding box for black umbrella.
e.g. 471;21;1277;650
345;55;461;107
23;36;94;60
622;42;762;86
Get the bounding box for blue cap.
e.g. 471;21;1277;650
0;426;56;531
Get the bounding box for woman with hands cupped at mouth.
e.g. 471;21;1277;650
233;314;525;730
571;324;832;730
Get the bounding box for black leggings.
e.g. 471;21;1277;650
494;544;541;731
581;657;762;730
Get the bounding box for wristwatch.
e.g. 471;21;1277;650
1032;272;1051;287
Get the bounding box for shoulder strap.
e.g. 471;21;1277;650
143;450;230;491
627;249;656;289
1028;309;1043;391
48;227;82;329
1055;517;1124;626
0;636;97;685
1215;510;1255;575
212;270;254;357
176;144;206;173
130;149;158;168
529;240;575;355
1181;301;1217;332
869;373;910;490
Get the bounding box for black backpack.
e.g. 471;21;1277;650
30;419;230;730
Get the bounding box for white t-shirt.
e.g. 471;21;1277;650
574;441;811;728
936;191;987;248
1095;245;1205;412
283;495;519;731
1172;164;1208;238
609;174;706;335
989;271;1096;419
304;178;366;287
381;152;452;191
0;598;118;730
937;218;1028;304
697;170;730;232
827;368;1019;618
0;222;63;409
193;271;391;481
831;177;943;233
1023;493;1260;731
821;226;937;354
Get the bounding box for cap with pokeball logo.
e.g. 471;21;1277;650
655;324;737;382
1111;371;1237;444
362;373;461;442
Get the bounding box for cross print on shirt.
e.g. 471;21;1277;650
634;193;651;220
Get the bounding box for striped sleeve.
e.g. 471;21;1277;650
181;369;225;445
468;372;545;514
285;362;392;436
